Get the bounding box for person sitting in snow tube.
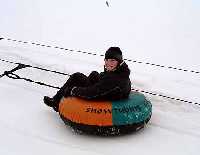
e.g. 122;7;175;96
44;47;131;112
43;47;151;135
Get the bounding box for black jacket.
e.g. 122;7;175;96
71;62;131;100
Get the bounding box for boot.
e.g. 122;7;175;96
43;96;58;112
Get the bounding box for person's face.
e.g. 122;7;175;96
104;59;119;71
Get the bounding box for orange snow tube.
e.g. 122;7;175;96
58;92;152;136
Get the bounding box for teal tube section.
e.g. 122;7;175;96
112;92;152;125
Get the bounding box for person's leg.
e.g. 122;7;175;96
44;72;89;111
53;72;89;101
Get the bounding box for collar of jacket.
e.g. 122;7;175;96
104;61;130;77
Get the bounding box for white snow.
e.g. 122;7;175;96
0;0;200;154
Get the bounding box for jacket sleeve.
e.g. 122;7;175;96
70;78;122;100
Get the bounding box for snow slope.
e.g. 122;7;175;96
0;0;200;154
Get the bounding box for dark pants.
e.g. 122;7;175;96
53;72;90;104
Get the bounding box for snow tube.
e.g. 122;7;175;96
58;92;152;136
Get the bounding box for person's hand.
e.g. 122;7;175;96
70;86;77;96
64;87;72;97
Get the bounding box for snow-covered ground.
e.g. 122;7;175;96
0;0;200;154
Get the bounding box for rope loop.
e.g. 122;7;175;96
5;72;20;79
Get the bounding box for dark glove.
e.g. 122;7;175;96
70;86;78;96
63;87;73;97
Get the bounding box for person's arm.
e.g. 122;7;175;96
70;78;121;100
